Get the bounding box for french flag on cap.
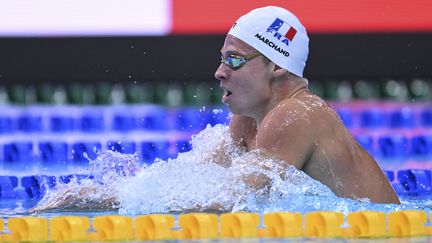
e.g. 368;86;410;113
267;18;297;41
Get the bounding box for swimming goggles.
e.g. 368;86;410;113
220;52;261;69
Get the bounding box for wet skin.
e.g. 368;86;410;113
215;35;400;204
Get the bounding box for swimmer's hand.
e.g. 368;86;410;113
29;185;119;213
176;202;230;214
199;138;233;168
244;173;271;191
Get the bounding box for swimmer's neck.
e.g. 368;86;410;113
254;77;308;125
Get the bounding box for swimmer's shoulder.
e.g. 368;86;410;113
257;97;316;169
259;90;326;137
267;91;317;121
260;94;316;138
284;90;338;120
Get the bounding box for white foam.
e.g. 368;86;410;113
34;124;416;215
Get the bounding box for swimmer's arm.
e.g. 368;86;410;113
203;138;232;167
237;118;312;190
30;185;119;212
203;115;256;167
256;105;313;170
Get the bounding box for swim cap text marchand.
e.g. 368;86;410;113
254;33;289;57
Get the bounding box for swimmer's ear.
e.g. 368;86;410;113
272;66;289;79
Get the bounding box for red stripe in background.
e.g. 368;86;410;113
172;0;432;34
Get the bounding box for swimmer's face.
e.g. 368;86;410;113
215;35;275;118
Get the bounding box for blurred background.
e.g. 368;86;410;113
1;0;431;100
0;0;431;200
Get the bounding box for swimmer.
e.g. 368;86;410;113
32;6;399;213
215;6;399;204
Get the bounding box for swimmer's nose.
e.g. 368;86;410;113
215;63;227;82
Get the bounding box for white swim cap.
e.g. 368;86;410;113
228;6;309;77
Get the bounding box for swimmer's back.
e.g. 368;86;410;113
230;90;400;204
294;91;400;204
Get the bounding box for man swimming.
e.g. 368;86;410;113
215;6;399;204
32;6;400;212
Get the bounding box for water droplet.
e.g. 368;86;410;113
32;126;410;215
212;109;223;114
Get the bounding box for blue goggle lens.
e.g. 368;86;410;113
221;55;246;69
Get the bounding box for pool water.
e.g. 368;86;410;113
0;124;431;217
0;102;431;242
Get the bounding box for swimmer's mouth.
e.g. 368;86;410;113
221;87;232;102
221;86;232;96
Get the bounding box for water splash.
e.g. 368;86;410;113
32;125;428;215
32;151;141;212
